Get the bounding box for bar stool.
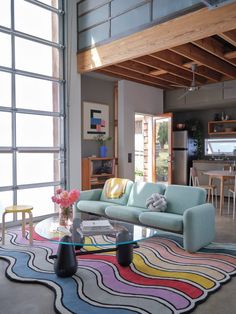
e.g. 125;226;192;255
2;205;33;245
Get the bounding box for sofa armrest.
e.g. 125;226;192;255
183;203;215;252
78;189;103;201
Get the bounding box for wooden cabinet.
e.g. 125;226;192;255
82;157;115;190
208;120;236;135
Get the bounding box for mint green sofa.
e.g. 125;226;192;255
76;181;215;252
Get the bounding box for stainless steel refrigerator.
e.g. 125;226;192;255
172;130;196;185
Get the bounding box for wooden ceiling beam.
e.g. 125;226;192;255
149;69;168;76
224;50;236;59
97;70;161;89
102;65;171;89
117;60;190;86
135;55;207;84
219;29;236;46
193;37;236;66
152;50;220;82
171;43;236;78
78;2;236;72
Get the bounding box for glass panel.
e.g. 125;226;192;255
15;37;59;77
154;117;171;184
79;22;109;50
16;113;60;147
15;0;59;43
78;4;109;31
17;186;55;217
205;138;236;156
0;0;11;28
0;112;12;146
111;0;144;17
17;152;60;185
16;75;59;112
39;0;58;8
111;4;150;37
0;32;11;67
153;0;201;20
0;191;13;223
0;153;12;187
0;71;11;107
78;0;109;15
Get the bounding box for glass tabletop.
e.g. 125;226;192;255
34;214;158;247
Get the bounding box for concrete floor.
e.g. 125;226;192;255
0;204;236;314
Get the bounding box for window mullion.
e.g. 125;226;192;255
0;0;66;224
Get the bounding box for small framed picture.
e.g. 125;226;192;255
83;101;109;140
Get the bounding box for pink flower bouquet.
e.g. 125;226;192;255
52;188;80;223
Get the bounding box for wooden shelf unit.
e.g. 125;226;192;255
82;157;115;190
208;120;236;135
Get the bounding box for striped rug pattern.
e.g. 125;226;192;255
0;228;236;314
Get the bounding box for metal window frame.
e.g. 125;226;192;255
0;0;66;224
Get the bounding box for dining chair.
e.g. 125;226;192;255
227;175;236;220
189;167;217;207
223;164;234;184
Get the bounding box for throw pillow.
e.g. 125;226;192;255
145;193;167;212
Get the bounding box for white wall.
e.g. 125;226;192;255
118;80;163;180
66;0;81;189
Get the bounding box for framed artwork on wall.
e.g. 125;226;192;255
83;101;109;140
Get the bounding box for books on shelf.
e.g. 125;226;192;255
79;219;114;234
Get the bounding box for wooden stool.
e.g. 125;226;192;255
2;205;33;245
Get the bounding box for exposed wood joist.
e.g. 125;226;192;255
117;60;191;86
77;2;236;72
149;69;168;76
98;70;159;88
171;43;236;78
219;29;236;46
135;55;207;84
193;37;236;66
101;65;171;89
224;50;236;59
151;50;222;82
98;69;161;89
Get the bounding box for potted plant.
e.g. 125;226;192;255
94;134;112;157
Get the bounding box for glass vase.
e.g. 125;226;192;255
59;206;73;226
100;145;107;157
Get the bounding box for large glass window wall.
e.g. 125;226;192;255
0;0;65;224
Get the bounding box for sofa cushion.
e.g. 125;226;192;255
139;212;183;233
164;185;206;215
105;205;148;224
77;200;117;216
127;182;166;208
100;179;134;205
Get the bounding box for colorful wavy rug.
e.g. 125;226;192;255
1;228;236;314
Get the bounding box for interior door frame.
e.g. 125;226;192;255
152;113;173;184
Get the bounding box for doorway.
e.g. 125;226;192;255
134;113;172;184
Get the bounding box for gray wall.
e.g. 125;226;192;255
118;80;163;180
173;107;236;139
165;80;236;112
166;80;236;139
81;75;115;158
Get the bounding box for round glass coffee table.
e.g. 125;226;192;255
35;214;158;277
